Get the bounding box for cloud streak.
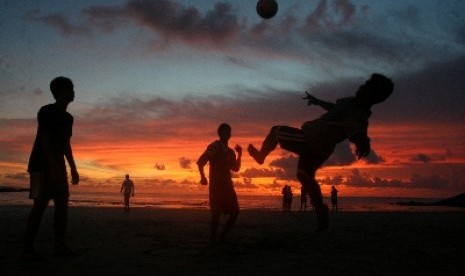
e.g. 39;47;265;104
26;0;465;73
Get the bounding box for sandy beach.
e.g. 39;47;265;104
1;205;464;275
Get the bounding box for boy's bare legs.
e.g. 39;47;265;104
219;211;238;243
298;175;329;232
248;126;280;164
297;159;329;232
52;196;79;257
210;211;221;246
23;198;49;259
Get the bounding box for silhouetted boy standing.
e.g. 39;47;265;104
23;76;80;260
197;123;242;245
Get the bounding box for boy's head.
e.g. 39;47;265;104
50;76;74;103
217;123;232;140
356;73;394;106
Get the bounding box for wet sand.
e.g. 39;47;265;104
1;206;464;275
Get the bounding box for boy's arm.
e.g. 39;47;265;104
197;154;209;185
64;140;79;185
231;145;242;172
303;92;335;111
349;133;371;159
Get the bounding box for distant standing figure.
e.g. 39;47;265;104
197;123;242;246
300;185;308;212
281;185;293;212
331;185;338;212
248;73;394;232
120;174;135;212
23;76;80;260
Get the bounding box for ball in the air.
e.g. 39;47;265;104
256;0;278;19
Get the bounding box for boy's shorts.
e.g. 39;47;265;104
274;126;335;169
209;185;239;215
29;172;69;200
275;126;309;154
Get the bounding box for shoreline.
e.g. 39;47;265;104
1;206;464;275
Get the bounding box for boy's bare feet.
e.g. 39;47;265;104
248;144;264;165
21;249;45;262
315;204;329;234
53;246;81;258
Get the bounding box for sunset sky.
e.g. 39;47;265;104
1;0;464;198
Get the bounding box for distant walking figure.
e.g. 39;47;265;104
197;123;242;245
248;74;394;232
23;76;80;260
120;174;135;212
331;185;338;212
281;185;293;212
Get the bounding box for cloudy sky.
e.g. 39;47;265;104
1;0;464;197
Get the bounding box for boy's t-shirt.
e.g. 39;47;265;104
27;103;73;199
202;140;236;189
28;104;73;173
200;140;239;214
301;97;371;156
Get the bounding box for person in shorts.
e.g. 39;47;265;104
197;123;242;245
120;174;135;212
248;74;394;232
22;76;80;260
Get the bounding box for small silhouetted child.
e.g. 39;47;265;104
331;185;338;212
282;185;293;212
248;73;394;232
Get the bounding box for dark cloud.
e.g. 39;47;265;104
179;157;192;169
241;167;278;179
343;169;405;188
234;177;259;190
267;154;299;180
26;0;464;74
410;150;454;164
411;154;432;164
364;149;385;164
382;55;465;123
324;141;356;166
321;175;344;186
25;10;91;35
305;0;356;30
409;173;450;190
84;0;241;47
332;169;453;190
154;163;166;170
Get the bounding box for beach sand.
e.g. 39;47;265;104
1;206;464;275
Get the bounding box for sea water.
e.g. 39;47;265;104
1;188;463;212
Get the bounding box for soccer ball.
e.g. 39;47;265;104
256;0;278;19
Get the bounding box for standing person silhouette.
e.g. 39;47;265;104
248;74;394;232
22;76;80;260
197;123;242;246
120;174;135;212
331;185;338;212
281;185;293;212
